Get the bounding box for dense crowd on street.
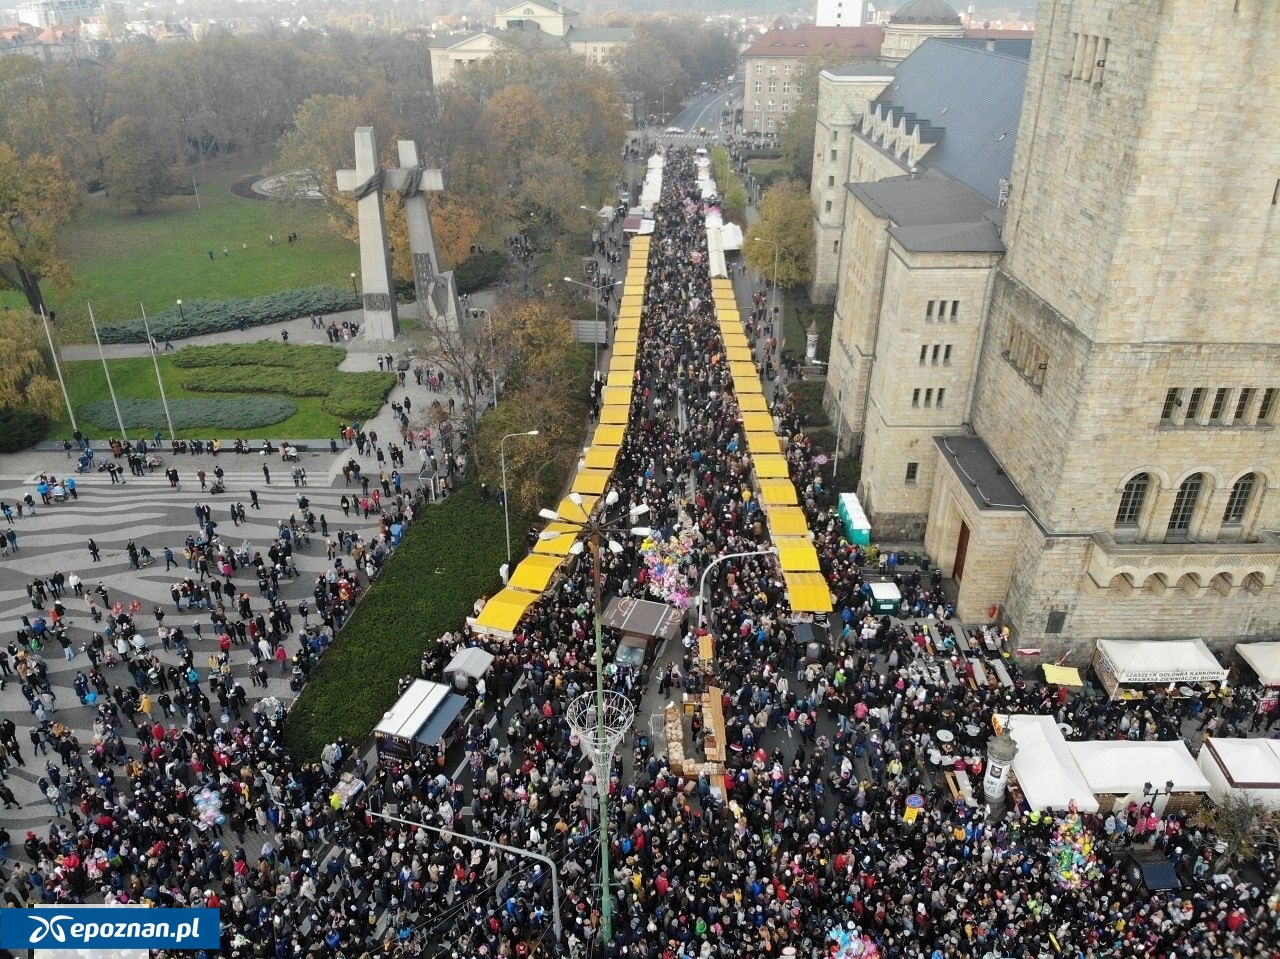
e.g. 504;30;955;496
2;147;1277;959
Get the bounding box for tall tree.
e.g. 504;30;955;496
745;179;816;289
102;114;185;213
0;308;61;416
0;144;78;315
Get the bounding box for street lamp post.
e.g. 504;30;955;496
753;236;780;351
564;277;620;375
695;547;778;632
500;429;540;571
350;272;358;293
367;809;563;943
475;308;498;409
537;490;652;948
176;299;185;323
1143;779;1176;814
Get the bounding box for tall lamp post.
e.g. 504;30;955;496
1143;779;1176;814
537;489;651;948
563;277;621;375
350;272;358;293
500;429;540;571
175;299;185;323
695;547;778;631
753;236;780;351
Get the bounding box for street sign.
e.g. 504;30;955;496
814;455;829;466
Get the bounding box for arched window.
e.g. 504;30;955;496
1115;473;1150;528
1167;473;1205;538
1222;473;1259;525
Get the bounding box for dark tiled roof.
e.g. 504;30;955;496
868;37;1027;204
849;173;1004;253
743;26;884;58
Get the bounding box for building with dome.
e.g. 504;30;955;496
881;0;965;60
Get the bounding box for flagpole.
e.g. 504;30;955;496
88;302;127;441
141;304;175;440
38;306;76;434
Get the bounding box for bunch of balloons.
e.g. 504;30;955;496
827;923;881;959
193;787;225;830
1048;809;1102;890
639;531;695;609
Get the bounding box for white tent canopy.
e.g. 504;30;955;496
1237;642;1280;686
1093;639;1226;697
444;646;494;684
1198;738;1280;809
1001;714;1099;813
1068;740;1209;797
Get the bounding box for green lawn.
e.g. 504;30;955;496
1;158;359;344
53;351;358;441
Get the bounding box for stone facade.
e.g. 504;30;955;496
932;0;1280;660
810;68;895;303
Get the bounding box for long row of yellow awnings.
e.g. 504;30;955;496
711;285;832;613
475;238;654;636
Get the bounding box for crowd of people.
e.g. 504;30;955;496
1;146;1277;959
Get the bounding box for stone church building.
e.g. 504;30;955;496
818;0;1280;658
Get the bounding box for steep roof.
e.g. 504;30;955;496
495;0;578;17
428;30;508;49
743;26;883;59
868;37;1027;204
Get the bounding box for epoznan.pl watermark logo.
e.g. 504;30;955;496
0;907;220;951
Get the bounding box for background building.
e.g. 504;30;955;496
822;0;1280;658
15;0;97;29
816;0;866;28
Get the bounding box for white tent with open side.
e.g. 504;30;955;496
1000;714;1099;813
1092;638;1227;699
1067;740;1209;813
1198;737;1280;809
1237;642;1280;687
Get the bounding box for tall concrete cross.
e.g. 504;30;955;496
336;128;459;341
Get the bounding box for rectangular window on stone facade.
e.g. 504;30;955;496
1259;388;1278;422
919;345;927;365
925;301;934;322
950;300;959;321
1235;388;1254;422
931;345;940;365
831;149;837;161
1160;388;1180;421
924;388;933;407
936;388;945;407
1185;387;1205;421
828;175;835;187
912;389;920;407
1210;388;1229;421
943;345;952;364
905;462;918;485
824;200;831;212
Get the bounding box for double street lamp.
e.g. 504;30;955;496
500;429;540;570
537;489;651;947
563;277;621;374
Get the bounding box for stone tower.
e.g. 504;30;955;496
925;0;1280;656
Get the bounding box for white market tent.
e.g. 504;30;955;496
1237;642;1280;687
1001;715;1099;813
1092;638;1226;699
720;222;743;252
1198;738;1280;809
1067;740;1209;809
444;647;495;686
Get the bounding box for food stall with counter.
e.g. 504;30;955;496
1090;638;1227;701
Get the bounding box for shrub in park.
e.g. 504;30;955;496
171;342;344;372
98;286;360;343
81;397;297;432
0;408;51;453
454;250;507;295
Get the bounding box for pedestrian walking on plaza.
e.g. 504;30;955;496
5;529;15;552
0;782;20;809
164;546;176;571
262;463;271;484
87;539;100;562
250;490;260;509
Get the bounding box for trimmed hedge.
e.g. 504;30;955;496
0;407;52;453
180;370;393;422
98;286;361;343
283;486;509;761
81;397;297;431
171;342;343;372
